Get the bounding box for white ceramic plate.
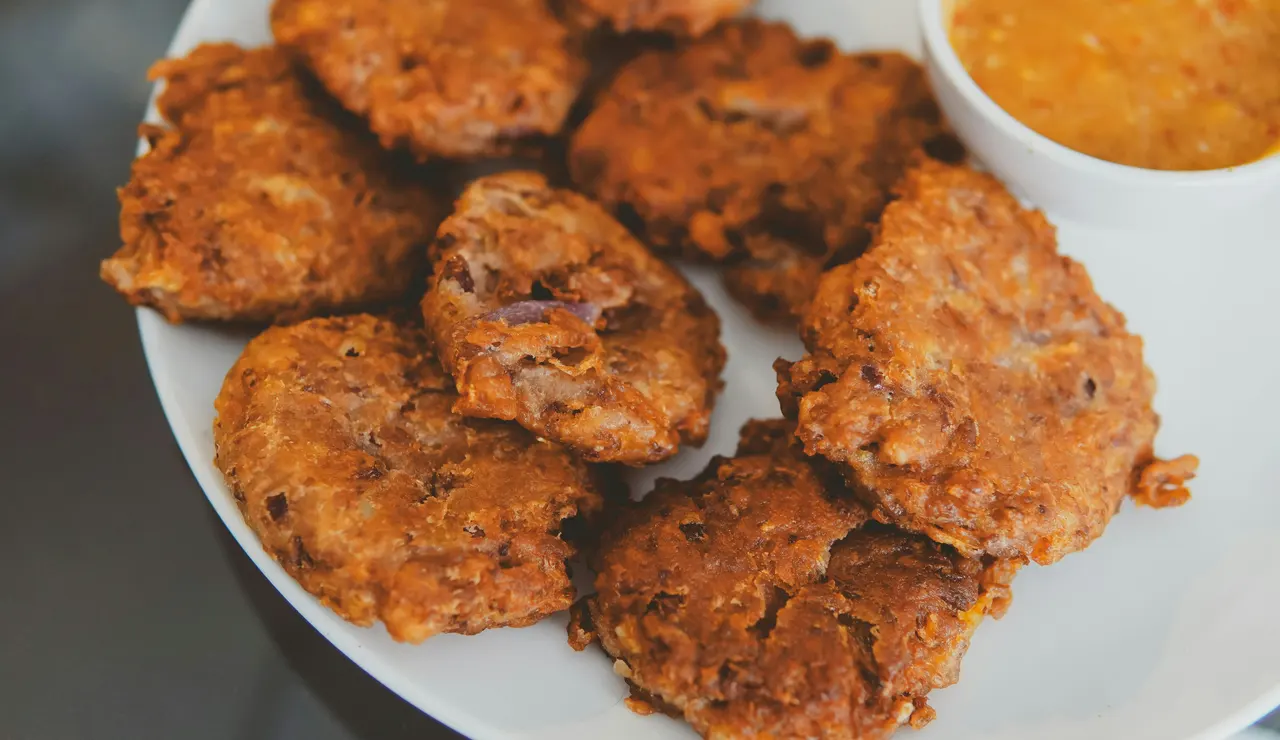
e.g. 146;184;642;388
137;1;1280;738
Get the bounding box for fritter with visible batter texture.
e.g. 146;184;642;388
101;43;440;323
213;314;604;643
569;19;960;322
272;0;587;159
574;420;1015;739
565;0;751;36
422;171;724;465
778;161;1195;565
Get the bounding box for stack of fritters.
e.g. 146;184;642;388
575;159;1192;735
102;2;1195;737
574;420;1017;738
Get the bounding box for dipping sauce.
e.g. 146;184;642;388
950;0;1280;170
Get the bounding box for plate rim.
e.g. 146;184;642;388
132;0;1280;738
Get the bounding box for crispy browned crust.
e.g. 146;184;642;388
778;161;1190;565
271;0;587;160
1133;453;1199;508
101;44;440;324
213;314;605;642
564;0;751;36
421;171;725;465
582;420;1015;739
569;19;960;322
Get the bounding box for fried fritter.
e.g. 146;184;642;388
576;420;1015;739
271;0;587;160
421;171;724;465
569;19;960;322
213;314;605;643
1132;453;1198;509
101;43;439;324
565;0;752;36
778;160;1195;565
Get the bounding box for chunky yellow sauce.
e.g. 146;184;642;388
950;0;1280;170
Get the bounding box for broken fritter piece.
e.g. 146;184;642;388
1133;453;1199;508
421;171;725;465
778;160;1194;565
569;19;961;322
213;314;605;642
271;0;587;159
564;0;752;36
102;43;440;323
579;419;1015;739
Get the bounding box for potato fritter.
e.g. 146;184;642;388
271;0;587;160
213;314;605;643
575;420;1015;739
778;161;1195;565
565;0;752;36
569;19;960;322
101;43;440;324
421;171;724;465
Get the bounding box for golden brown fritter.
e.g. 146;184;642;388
101;43;440;324
564;0;752;36
778;161;1195;565
213;314;605;643
576;420;1015;739
569;19;960;322
271;0;587;160
421;171;724;466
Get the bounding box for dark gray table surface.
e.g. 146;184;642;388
0;1;458;738
0;1;1275;738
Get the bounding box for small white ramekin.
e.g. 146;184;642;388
918;0;1280;228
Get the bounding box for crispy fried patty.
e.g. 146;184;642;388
569;19;959;322
102;43;440;323
565;0;751;36
421;171;724;465
779;160;1190;564
213;314;605;642
576;420;1015;739
272;0;587;159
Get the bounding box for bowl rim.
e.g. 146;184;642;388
917;0;1280;186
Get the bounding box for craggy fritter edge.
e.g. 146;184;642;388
562;0;753;37
271;0;590;160
572;419;1017;738
421;170;726;465
775;160;1195;564
213;313;609;642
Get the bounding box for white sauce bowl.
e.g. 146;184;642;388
919;0;1280;228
